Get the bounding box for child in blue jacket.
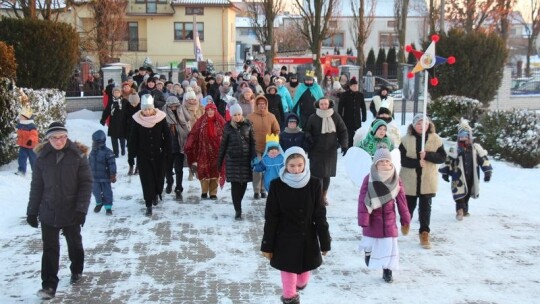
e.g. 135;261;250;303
253;134;285;193
89;130;117;215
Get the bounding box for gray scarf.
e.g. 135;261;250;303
364;165;400;213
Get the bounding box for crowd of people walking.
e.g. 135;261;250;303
21;65;493;303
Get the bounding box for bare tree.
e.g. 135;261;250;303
349;0;376;66
495;0;516;43
246;0;285;72
82;0;128;67
4;0;69;20
520;0;540;77
274;22;310;52
394;0;410;63
445;0;498;33
293;0;340;81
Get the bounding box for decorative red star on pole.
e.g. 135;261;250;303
405;34;456;86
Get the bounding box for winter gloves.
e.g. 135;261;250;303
484;171;492;182
341;147;348;156
99;119;105;126
110;175;117;183
27;215;38;228
26;140;33;146
401;225;410;236
442;174;449;182
73;212;87;227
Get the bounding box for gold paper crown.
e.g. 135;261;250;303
266;133;279;143
305;70;315;78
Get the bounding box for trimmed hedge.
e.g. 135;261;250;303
0;17;79;91
428;95;485;140
476;110;540;168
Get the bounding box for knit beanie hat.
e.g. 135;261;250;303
412;113;428;126
229;103;243;116
371;119;388;135
166;96;180;106
373;148;392;165
184;87;197;100
46;121;68;139
141;94;154;110
349;77;358;85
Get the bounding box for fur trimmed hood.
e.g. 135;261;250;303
34;140;90;157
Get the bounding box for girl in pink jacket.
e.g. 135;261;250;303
357;148;411;283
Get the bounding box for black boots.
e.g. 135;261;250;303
383;269;393;283
70;273;81;284
365;252;371;267
175;189;182;201
281;294;300;304
235;210;242;220
94;204;103;213
165;183;173;194
146;206;152;216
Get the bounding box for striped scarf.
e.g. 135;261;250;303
364;166;400;214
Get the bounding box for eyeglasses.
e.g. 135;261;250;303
49;135;67;141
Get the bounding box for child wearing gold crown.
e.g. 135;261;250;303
253;134;285;193
15;106;38;176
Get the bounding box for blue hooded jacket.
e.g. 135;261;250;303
253;140;284;192
89;130;117;182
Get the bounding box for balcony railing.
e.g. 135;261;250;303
118;39;148;52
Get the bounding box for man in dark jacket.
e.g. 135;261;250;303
338;77;367;147
26;122;93;300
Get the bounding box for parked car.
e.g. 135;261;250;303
363;76;399;92
511;79;540;95
511;77;532;90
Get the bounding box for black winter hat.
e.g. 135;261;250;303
46;122;68;138
349;77;358;85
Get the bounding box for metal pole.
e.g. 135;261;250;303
421;70;429;152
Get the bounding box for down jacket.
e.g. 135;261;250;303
218;119;257;183
357;176;411;238
27;140;93;228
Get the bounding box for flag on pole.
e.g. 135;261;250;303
193;15;204;62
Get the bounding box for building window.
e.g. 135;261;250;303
387;20;396;28
174;22;204;41
239;28;257;36
135;0;167;13
379;32;399;48
329;20;338;28
322;32;344;47
127;22;139;51
186;7;204;15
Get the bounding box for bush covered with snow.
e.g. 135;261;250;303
0;77;66;165
476;110;540;168
428;95;485;139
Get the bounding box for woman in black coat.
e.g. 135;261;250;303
100;87;128;157
260;147;331;304
128;94;171;216
304;97;348;205
218;103;256;220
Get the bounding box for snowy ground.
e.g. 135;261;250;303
0;110;539;303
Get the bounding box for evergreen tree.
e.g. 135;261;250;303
375;48;386;76
428;29;507;107
0;17;79;90
365;48;376;74
387;47;398;78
